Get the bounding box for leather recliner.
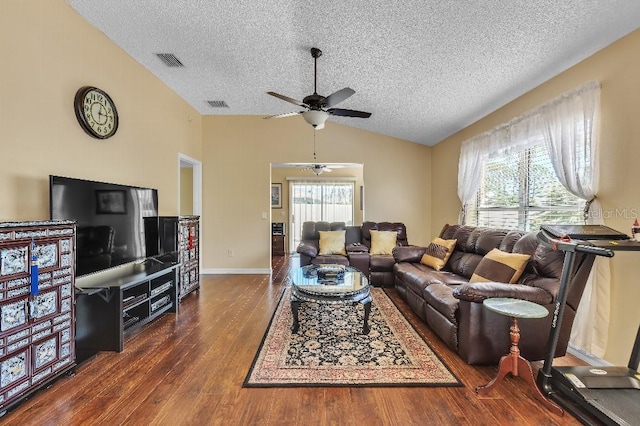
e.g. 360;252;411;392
393;224;596;365
296;221;408;286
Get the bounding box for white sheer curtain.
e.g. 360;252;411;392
458;81;608;356
457;110;544;222
540;81;609;356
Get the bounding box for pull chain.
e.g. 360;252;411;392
313;128;317;161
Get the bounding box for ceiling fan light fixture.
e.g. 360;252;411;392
302;110;329;128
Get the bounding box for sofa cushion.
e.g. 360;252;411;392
470;248;530;284
439;223;462;240
296;241;318;258
474;228;510;255
318;230;346;255
500;230;526;252
393;246;426;263
362;221;408;248
370;230;397;255
513;232;565;280
420;238;457;271
423;283;459;323
370;254;395;272
446;251;484;279
393;263;441;296
311;255;350;266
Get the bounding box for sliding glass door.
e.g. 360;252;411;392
289;180;355;252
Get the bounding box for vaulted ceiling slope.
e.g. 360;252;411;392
69;1;640;146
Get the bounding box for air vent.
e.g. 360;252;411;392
155;53;184;67
207;100;229;108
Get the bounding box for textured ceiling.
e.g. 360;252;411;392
68;0;640;146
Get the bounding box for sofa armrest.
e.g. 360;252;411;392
346;243;369;253
296;241;318;258
393;245;426;263
453;282;553;305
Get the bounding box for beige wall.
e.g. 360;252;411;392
0;0;202;222
433;28;640;365
202;116;432;271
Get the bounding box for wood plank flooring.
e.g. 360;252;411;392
3;255;586;425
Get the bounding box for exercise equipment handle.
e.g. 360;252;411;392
537;230;614;258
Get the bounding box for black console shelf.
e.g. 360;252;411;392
75;260;179;364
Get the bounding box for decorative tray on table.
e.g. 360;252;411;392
316;265;346;284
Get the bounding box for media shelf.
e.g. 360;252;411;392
75;260;179;364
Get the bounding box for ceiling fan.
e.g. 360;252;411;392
301;164;345;176
265;47;371;129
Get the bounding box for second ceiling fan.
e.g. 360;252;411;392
265;47;371;129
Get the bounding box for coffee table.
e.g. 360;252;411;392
289;264;372;334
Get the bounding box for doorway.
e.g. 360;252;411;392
178;153;202;216
271;163;364;254
288;180;355;250
179;153;202;269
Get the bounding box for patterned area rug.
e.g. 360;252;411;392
244;287;462;387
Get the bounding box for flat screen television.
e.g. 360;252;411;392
49;175;159;276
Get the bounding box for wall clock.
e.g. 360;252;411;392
74;86;119;139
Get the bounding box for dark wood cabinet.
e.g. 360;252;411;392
0;220;76;413
177;216;199;300
75;262;179;364
272;235;285;256
144;216;200;300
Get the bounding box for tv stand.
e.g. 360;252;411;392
75;261;179;364
142;256;164;265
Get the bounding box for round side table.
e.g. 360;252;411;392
476;297;563;416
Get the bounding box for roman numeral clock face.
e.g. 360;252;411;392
74;86;119;139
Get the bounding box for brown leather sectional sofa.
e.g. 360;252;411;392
296;221;408;287
393;224;596;365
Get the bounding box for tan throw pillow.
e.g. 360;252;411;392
470;248;531;284
318;230;346;255
420;238;457;271
370;230;397;255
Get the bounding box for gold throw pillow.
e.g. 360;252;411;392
420;238;457;271
318;230;347;255
369;230;397;255
470;248;531;284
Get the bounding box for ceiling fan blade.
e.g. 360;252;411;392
324;87;355;108
263;111;302;120
267;92;309;108
327;108;372;118
324;167;333;172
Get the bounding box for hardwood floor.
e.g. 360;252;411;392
4;255;585;425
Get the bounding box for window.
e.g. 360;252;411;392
466;142;584;231
289;181;354;250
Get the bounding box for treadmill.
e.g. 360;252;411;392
537;228;640;425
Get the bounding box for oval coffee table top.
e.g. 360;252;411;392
483;297;549;319
290;264;369;298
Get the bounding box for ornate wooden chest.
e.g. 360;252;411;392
0;221;75;413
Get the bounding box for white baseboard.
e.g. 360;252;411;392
201;268;272;275
567;344;612;367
